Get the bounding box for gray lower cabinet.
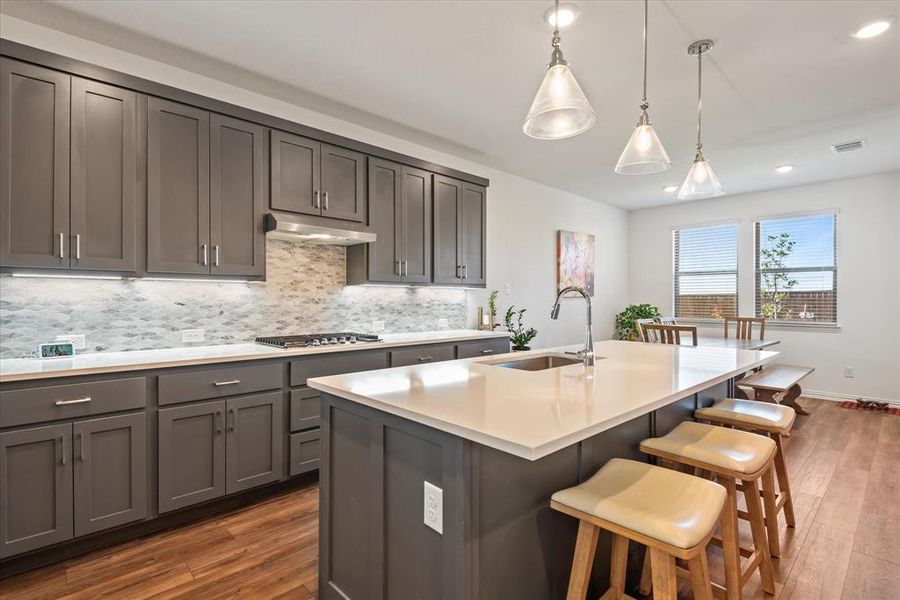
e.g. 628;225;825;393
456;338;510;359
0;423;73;558
289;429;321;476
225;392;283;494
73;413;147;536
389;343;455;367
158;400;226;513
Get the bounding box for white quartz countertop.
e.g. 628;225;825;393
0;330;508;383
307;340;779;461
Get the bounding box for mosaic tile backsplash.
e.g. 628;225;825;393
0;240;468;358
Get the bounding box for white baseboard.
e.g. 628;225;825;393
803;389;900;407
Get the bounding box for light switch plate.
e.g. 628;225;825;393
423;481;443;534
504;283;512;295
55;334;86;350
181;329;205;343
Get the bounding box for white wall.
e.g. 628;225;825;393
629;172;900;403
0;16;630;349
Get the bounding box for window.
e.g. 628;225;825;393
674;223;739;319
754;213;837;324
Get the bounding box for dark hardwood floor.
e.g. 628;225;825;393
0;399;897;599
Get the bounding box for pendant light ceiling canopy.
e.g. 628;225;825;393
678;39;724;200
523;0;597;140
615;0;671;175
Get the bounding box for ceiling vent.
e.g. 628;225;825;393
830;139;866;155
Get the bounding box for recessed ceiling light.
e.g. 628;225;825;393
851;19;894;39
775;164;794;174
663;185;679;193
543;3;579;28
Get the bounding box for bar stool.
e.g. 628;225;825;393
639;422;777;600
695;398;797;558
551;458;726;600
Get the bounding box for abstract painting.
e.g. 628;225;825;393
557;230;595;296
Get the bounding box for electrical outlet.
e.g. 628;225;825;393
372;320;385;332
181;329;205;343
504;283;512;295
437;318;449;329
423;481;443;534
844;366;856;378
55;334;86;350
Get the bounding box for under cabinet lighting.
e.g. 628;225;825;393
11;273;124;280
140;278;250;284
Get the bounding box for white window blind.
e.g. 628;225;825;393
755;213;837;324
673;223;739;319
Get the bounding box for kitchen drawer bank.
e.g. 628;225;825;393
0;335;510;571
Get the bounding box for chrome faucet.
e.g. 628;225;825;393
551;286;594;366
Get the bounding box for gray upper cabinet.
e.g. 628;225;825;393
0;58;70;269
400;166;432;283
365;158;402;283
73;413;147;536
209;114;265;277
147;97;210;275
158;400;226;513
270;131;364;223
70;78;138;272
0;423;73;558
433;175;463;285
225;392;283;494
461;182;487;285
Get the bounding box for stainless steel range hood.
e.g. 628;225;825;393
265;211;376;246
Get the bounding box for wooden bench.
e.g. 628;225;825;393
737;365;814;415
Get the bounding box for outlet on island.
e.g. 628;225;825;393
181;329;205;343
423;481;443;534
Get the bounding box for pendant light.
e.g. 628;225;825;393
678;39;724;200
523;0;597;140
615;0;671;174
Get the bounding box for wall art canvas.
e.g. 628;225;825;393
557;230;595;296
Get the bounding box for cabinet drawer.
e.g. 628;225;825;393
290;349;388;386
0;377;146;428
289;429;321;476
389;343;455;367
290;388;321;432
456;338;510;359
158;362;282;406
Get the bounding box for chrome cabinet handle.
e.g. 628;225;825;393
74;234;81;260
396;260;401;275
403;261;408;276
314;190;320;209
480;349;494;354
78;432;88;462
323;191;329;210
228;408;236;431
455;265;461;278
216;410;223;433
213;379;240;386
214;245;220;267
201;244;208;266
417;356;434;362
462;265;468;279
55;397;91;406
59;232;65;259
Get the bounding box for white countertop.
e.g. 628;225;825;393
0;330;508;383
307;340;779;461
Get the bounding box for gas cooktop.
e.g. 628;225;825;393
255;332;382;349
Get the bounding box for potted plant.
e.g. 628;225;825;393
614;304;661;341
504;306;537;351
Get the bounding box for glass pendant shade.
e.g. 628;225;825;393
677;153;724;200
523;63;597;140
614;115;671;174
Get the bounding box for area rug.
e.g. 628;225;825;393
836;400;900;415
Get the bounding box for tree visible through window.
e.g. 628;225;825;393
673;223;738;319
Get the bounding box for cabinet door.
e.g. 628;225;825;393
366;158;401;283
400;166;432;283
0;423;73;558
461;182;487;285
158;400;226;513
225;392;283;494
209;114;265;277
433;175;463;285
321;144;365;222
70;78;137;272
147;97;210;274
270;130;320;216
0;58;70;269
73;413;147;536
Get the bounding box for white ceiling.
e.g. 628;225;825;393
3;0;899;209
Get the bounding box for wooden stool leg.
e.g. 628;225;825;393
649;547;677;600
638;546;652;596
720;478;743;600
744;477;776;595
774;436;796;527
607;534;629;600
687;549;713;600
566;521;600;600
761;465;781;558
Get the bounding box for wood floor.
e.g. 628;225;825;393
0;398;898;599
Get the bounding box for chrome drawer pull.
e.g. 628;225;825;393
417;356;434;362
480;349;494;354
55;397;91;406
213;379;241;386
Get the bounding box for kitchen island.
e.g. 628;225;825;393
308;340;778;600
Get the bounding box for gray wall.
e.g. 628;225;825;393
0;240;467;357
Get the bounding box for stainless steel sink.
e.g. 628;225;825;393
487;354;583;371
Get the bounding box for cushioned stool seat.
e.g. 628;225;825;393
640;421;776;476
552;458;726;549
696;398;795;433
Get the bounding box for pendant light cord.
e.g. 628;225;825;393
641;0;648;110
696;50;703;151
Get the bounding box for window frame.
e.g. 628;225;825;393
672;220;740;322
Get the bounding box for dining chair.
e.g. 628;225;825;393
641;323;698;346
635;318;657;342
658;316;677;325
724;317;766;340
